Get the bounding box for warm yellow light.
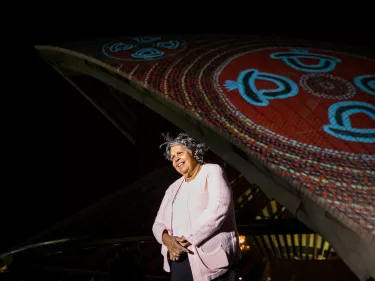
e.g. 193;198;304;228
239;235;245;244
0;265;7;273
239;235;251;251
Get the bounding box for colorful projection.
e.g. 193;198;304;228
102;36;187;62
99;37;375;237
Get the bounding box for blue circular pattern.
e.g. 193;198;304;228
102;36;187;62
354;75;375;96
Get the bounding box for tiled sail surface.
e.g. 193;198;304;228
47;35;375;240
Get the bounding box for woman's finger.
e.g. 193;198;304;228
173;241;189;253
171;248;181;256
179;241;190;247
170;251;180;261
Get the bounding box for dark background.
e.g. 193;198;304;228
1;30;373;253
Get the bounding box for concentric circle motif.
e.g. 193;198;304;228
300;73;356;99
214;47;375;154
102;36;187;62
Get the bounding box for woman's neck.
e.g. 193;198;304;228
185;163;202;182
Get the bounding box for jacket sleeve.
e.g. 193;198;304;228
152;187;171;245
185;164;233;247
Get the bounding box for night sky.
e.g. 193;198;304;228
2;38;140;252
1;30;373;253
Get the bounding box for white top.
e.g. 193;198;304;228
171;180;190;237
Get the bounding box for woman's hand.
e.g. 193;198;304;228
176;236;192;248
169;251;180;261
162;231;189;257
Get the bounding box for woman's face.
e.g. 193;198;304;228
170;144;198;176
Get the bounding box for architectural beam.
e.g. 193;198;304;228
237;219;314;235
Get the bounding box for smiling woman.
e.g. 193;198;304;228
161;133;208;181
152;133;241;281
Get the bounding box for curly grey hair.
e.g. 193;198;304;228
160;133;209;164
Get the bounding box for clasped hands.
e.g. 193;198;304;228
162;232;192;261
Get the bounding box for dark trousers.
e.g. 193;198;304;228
170;256;235;281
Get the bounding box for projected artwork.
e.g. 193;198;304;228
90;36;375;236
270;49;342;72
300;73;356;100
102;36;187;62
323;101;375;143
223;69;299;106
216;47;375;150
354;74;375;96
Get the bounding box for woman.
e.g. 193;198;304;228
152;133;240;281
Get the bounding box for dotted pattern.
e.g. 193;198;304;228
300;73;356;100
96;36;375;239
